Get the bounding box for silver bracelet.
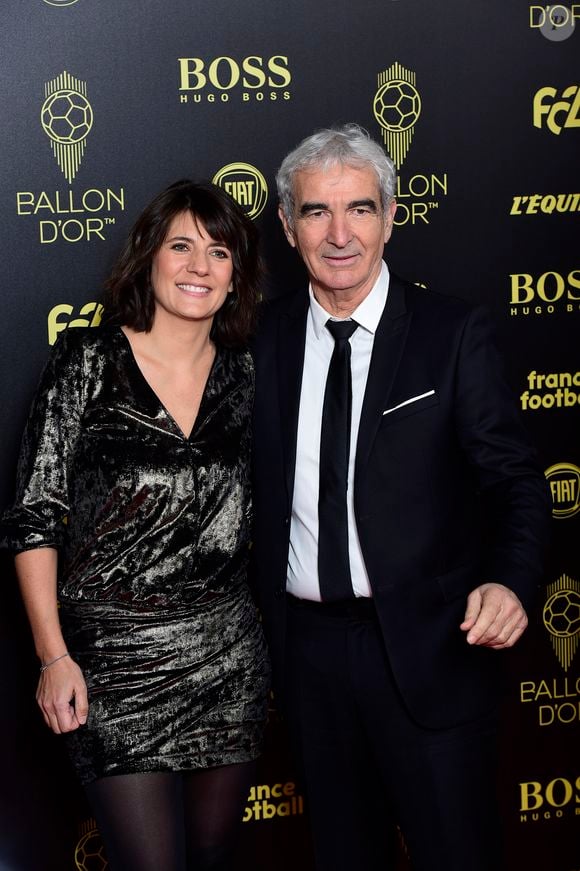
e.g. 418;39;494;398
40;652;70;673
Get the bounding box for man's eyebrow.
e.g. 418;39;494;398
298;198;379;216
299;201;328;216
348;199;379;212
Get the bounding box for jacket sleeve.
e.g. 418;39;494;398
453;304;552;608
1;332;87;553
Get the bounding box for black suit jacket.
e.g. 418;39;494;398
250;273;551;729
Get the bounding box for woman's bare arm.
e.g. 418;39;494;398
16;549;88;734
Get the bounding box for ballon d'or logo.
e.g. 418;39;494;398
543;575;580;671
41;71;93;183
373;62;421;170
74;821;107;871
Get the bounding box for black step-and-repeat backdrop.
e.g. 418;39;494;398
1;1;578;869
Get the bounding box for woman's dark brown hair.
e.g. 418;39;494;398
102;179;262;346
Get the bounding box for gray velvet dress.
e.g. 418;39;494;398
1;327;270;785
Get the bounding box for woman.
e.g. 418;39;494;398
1;180;270;870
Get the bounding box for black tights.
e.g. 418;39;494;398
85;761;255;871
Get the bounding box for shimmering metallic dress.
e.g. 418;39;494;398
1;327;270;785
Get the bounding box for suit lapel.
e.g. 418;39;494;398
355;275;412;478
276;291;309;504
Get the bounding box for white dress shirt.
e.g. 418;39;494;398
287;261;390;600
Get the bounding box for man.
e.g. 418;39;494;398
250;124;551;871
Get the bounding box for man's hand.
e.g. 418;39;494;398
460;583;528;649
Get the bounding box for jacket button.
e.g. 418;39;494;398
283;517;289;526
274;586;285;599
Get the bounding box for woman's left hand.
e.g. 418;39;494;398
36;655;89;734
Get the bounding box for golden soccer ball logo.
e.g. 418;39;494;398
373;62;420;170
41;89;93;144
543;590;580;638
543;575;580;671
373;79;421;133
74;828;108;871
42;71;92;182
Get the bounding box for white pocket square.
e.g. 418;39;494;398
383;389;436;416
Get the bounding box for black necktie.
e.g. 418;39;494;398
318;318;358;601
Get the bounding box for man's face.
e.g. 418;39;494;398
279;163;396;311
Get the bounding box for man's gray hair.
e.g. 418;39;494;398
276;123;396;225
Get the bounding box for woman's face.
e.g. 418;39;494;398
150;211;233;327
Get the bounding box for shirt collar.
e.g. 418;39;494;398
309;261;390;340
